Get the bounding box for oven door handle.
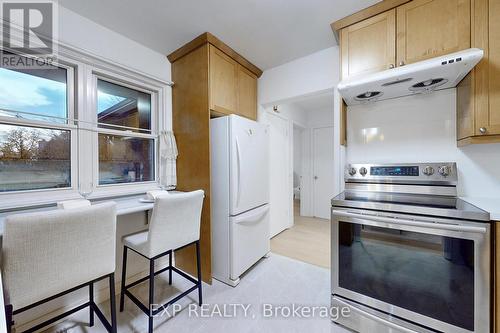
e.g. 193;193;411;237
332;210;487;234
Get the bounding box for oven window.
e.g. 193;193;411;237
338;222;474;330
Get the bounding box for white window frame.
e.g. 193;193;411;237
0;43;170;210
88;69;161;198
0;57;80;209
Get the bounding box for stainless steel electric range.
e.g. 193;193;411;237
331;163;491;333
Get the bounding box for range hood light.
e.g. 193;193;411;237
409;78;448;93
354;91;383;101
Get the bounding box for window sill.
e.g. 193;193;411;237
0;183;165;212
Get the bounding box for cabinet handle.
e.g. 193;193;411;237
479;127;487;134
389;64;395;69
399;61;405;66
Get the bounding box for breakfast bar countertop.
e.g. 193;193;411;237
0;192;182;235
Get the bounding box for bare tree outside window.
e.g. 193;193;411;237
0;125;71;192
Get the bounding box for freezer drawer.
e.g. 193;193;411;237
230;204;270;280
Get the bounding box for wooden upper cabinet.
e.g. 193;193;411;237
456;0;500;144
209;45;238;114
396;0;470;65
341;10;396;79
481;0;500;136
237;65;258;120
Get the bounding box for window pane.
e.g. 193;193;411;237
0;124;71;192
97;79;151;132
98;134;154;185
0;63;68;124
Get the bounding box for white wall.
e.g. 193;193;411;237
347;88;500;198
258;46;339;105
307;107;335;128
264;103;308;127
59;6;171;82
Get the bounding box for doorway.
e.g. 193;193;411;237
267;111;292;238
312;126;335;219
293;124;304;218
266;91;335;269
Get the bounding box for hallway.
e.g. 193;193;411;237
270;201;330;268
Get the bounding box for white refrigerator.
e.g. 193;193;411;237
210;115;270;286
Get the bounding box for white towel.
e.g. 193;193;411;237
57;199;91;210
146;190;170;201
160;131;178;190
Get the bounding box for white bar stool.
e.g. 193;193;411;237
119;190;204;333
2;202;118;333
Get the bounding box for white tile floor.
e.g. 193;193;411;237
42;254;350;333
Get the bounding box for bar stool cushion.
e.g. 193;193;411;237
123;231;148;255
2;202;117;309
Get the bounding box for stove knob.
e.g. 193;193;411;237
438;165;451;177
359;167;368;176
423;166;434;176
348;167;357;176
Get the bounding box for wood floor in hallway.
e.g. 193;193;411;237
271;201;330;268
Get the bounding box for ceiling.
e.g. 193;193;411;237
59;0;380;70
291;91;335;111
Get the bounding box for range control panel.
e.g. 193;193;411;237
346;162;457;185
370;166;419;177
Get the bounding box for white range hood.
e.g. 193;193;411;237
338;48;483;106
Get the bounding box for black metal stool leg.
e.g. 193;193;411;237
109;273;117;333
5;304;13;333
196;240;203;306
169;250;173;285
148;259;155;333
89;282;94;327
119;246;128;312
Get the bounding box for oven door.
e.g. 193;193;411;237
331;208;490;333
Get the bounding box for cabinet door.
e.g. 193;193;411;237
237;65;257;120
397;0;470;65
209;45;238;114
340;9;396;79
481;0;500;135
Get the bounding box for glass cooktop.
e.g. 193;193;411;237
332;191;490;222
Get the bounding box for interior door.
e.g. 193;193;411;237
229;115;269;216
267;112;292;237
313;127;335;219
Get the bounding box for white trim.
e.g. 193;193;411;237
0;28;170;210
91;70;161;191
291;121;306;216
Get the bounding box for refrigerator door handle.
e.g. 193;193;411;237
235;137;242;209
233;205;269;225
